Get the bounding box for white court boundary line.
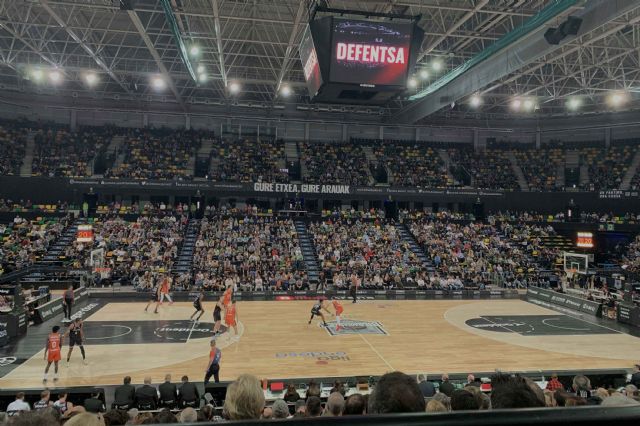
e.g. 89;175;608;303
359;334;394;371
85;325;133;341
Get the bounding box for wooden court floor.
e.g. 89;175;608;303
1;299;640;389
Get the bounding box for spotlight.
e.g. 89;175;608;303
419;69;429;80
84;72;99;87
511;98;522;111
152;76;166;90
280;85;291;97
49;69;62;84
469;94;482;108
567;97;581;111
607;91;628;108
31;68;43;82
229;81;241;94
523;99;535;111
432;60;443;72
197;64;205;74
198;73;208;83
190;45;200;57
407;77;418;89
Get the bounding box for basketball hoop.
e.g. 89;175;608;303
566;268;577;280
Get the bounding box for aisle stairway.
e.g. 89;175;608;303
507;152;529;191
19;132;36;176
361;146;377;185
438;149;457;185
39;219;81;265
173;219;199;274
395;223;434;273
620;149;640;190
294;220;320;285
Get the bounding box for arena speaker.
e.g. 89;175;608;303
544;27;564;45
473;199;485;221
384;197;398;220
560;16;582;36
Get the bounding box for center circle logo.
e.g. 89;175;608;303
0;357;17;367
154;322;221;341
465;318;529;333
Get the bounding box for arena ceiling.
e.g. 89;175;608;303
1;0;640;125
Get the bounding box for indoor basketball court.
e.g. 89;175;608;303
1;299;639;390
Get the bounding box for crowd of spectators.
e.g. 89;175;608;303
32;127;111;177
209;138;287;183
300;142;370;185
0;216;71;275
580;145;634;191
192;216;306;291
309;219;424;289
106;129;201;180
513;147;563;191
66;216;186;285
0;124;26;175
409;218;558;288
372;143;449;188
623;235;640;274
3;369;639;424
448;148;519;190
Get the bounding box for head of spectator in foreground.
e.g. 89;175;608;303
426;400;448;413
223;374;265;420
64;412;104;426
344;393;366;416
153;408;177;423
123;376;131;385
490;374;545;409
572;375;591;397
179;407;198;423
271;399;290;419
323;392;345;416
103;409;128;426
600;394;640;407
306;396;323;417
368;371;425;414
433;392;451;411
451;389;480;411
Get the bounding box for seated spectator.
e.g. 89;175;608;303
158;374;178;408
305;396;323;417
572;374;592;398
451;389;480;411
178;407;198;423
344;393;367;416
271;399;290;419
491;374;545;409
368;371;426;414
546;373;564;391
83;392;106;413
113;376;136;409
427;400;448;413
178;375;199;408
7;392;30;416
135;377;159;410
102;409;128;426
283;383;300;403
439;373;455;396
417;373;436;397
33;390;52;410
323;392;345;416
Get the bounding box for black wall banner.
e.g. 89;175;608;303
33;286;88;324
526;287;602;317
0;311;27;339
97;288;520;302
617;303;640;327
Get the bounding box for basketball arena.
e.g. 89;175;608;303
1;1;640;425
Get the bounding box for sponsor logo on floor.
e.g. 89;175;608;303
465;315;618;336
322;319;388;336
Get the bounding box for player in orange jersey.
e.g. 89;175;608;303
330;296;344;331
222;286;233;308
159;275;173;305
43;325;63;383
225;300;239;339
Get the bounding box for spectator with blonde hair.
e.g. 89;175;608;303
223;374;265;420
426;400;448;413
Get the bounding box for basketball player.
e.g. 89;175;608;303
190;290;205;322
43;325;63;382
308;299;330;327
212;296;224;335
144;281;161;314
222;285;233;308
65;317;87;365
330;296;344;331
159;275;173;305
204;338;222;385
225;300;239;338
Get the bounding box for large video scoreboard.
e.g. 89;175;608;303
299;16;423;104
